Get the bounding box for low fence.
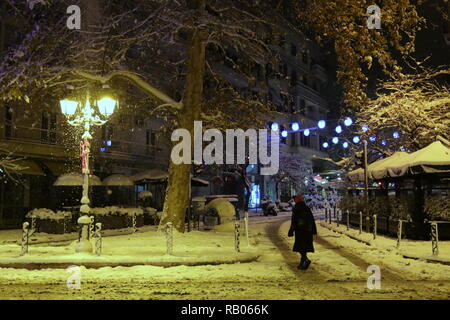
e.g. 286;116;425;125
340;211;450;241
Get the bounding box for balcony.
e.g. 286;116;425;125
293;82;328;109
311;64;328;82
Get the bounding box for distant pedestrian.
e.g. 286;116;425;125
288;194;317;270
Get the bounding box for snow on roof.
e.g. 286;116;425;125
103;174;134;187
387;141;450;176
53;173;102;186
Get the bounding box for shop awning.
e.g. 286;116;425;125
8;159;45;176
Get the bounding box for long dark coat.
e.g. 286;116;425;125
289;201;317;253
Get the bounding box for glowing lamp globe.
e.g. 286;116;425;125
97;97;117;117
335;125;343;134
271;122;279;132
318;120;326;129
362;125;369;132
369;136;376;142
342;142;349;149
291;122;300;131
353;136;360;144
393;132;400;139
60;100;78;116
344;117;353;127
332;137;339;144
281;130;288;138
304;129;310;137
322;142;329;149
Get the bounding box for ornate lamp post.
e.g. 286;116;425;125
60;91;117;252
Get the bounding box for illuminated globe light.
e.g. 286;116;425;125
362;125;369;132
342;142;349;148
381;140;387;146
353;136;361;144
304;129;310;137
322;142;329;149
271;122;279;131
332;137;339;144
393;131;400;139
318;120;326;129
291;122;300;131
369;136;376;142
335;125;343;134
344;117;353;127
281;130;288;138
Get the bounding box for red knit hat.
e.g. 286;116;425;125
294;195;304;203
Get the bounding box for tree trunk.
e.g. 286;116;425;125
159;2;206;232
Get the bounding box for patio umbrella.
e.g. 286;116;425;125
132;169;168;182
387;140;450;177
53;173;102;186
102;174;134;187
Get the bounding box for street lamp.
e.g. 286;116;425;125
60;91;117;253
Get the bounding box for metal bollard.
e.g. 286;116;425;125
235;220;240;253
89;216;95;239
333;206;336;220
373;215;377;240
329;207;332;224
366;216;370;233
166;222;173;255
359;211;363;235
346;210;350;231
324;208;328;223
95;223;102;256
30;216;36;236
396;220;403;249
132;214;137;233
431;222;439;256
244;211;250;247
336;210;340;227
21;222;30;256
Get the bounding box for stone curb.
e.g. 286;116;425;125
0;253;260;270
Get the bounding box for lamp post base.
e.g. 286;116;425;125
75;239;93;253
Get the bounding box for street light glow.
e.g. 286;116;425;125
353;136;360;144
291;122;300;131
342;142;349;148
97;97;117;117
271;122;279;132
304;129;310;136
362;125;369;132
60;100;78;116
332;137;339;144
281;130;288;138
318;120;326;129
322;142;329;148
335;125;342;134
393;131;400;139
344;117;353;126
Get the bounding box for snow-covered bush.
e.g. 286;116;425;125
26;208;71;221
90;206;144;216
366;197;392;217
338;195;366;214
389;196;411;220
424;196;450;221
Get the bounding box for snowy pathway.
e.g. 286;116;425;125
0;214;449;299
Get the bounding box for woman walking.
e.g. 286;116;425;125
288;194;317;270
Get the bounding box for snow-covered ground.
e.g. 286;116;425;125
0;213;449;300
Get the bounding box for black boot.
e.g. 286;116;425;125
303;258;311;270
297;254;307;270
